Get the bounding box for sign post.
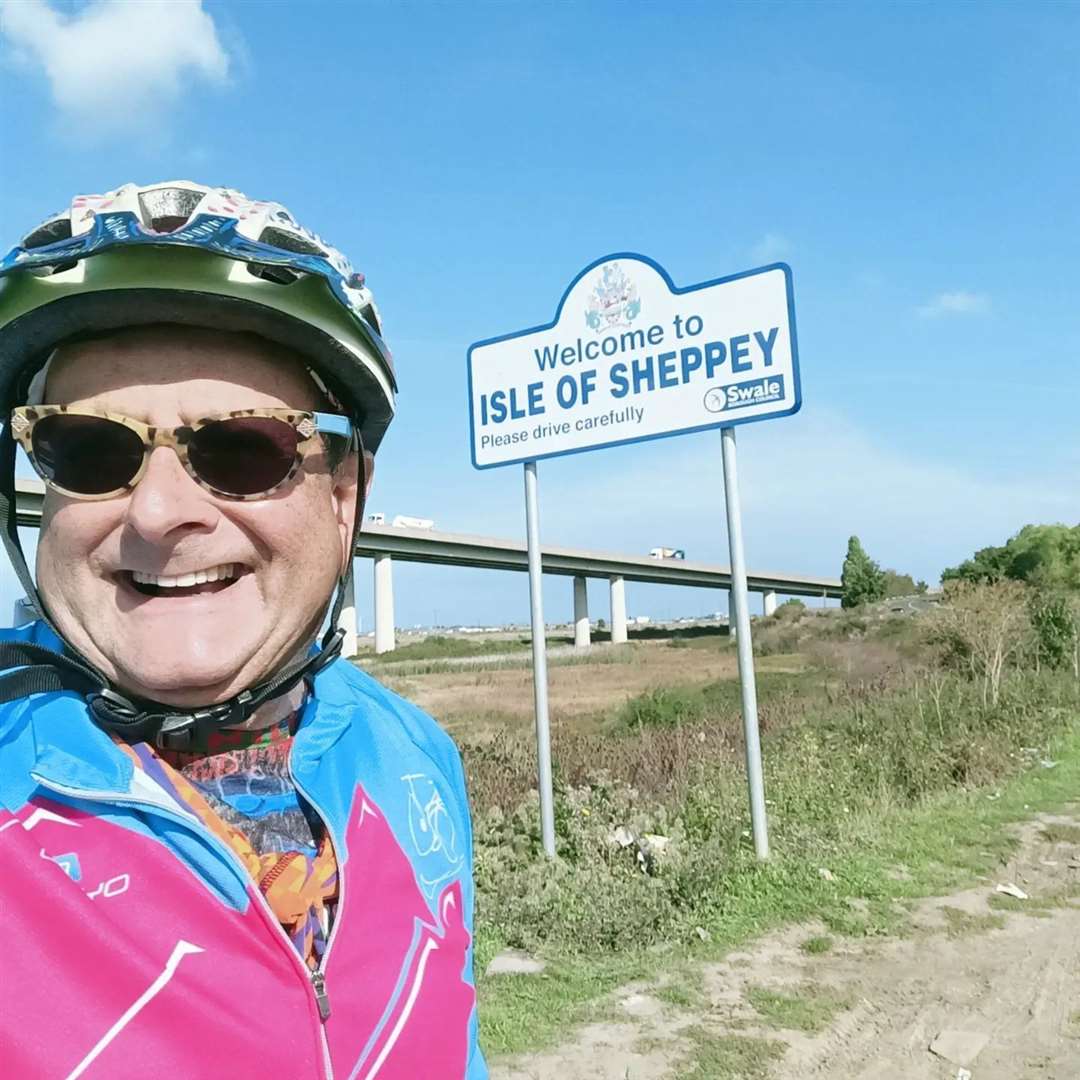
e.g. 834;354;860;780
523;460;556;857
721;426;769;858
468;254;800;859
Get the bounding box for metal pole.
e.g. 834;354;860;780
523;461;556;858
721;426;769;859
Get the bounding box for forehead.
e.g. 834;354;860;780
45;325;320;409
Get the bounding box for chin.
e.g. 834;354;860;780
111;645;260;706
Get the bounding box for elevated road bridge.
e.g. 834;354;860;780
14;478;841;654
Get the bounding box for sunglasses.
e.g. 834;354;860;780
10;406;355;501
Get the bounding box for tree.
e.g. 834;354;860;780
841;536;887;608
928;580;1030;706
882;570;918;598
942;524;1080;589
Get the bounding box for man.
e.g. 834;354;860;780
0;182;485;1078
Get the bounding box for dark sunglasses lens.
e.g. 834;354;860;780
31;414;144;495
189;417;299;495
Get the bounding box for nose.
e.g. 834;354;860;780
123;446;221;544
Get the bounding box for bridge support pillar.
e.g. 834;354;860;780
374;554;396;654
337;565;358;658
763;590;777;617
573;576;590;648
610;575;627;644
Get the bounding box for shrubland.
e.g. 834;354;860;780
463;583;1080;1053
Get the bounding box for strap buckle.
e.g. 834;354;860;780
154;690;253;750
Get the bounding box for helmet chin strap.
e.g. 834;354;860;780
0;423;365;749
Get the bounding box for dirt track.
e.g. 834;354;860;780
491;811;1080;1080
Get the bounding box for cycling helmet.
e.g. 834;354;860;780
0;180;396;451
0;181;396;745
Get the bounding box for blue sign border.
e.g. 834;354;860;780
466;252;801;471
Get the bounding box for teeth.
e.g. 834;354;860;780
131;563;237;588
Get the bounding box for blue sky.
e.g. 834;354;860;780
1;0;1078;631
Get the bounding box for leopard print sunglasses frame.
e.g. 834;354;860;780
10;405;355;501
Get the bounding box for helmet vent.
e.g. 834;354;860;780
247;262;299;286
22;217;73;250
138;187;203;234
258;226;326;257
358;303;382;335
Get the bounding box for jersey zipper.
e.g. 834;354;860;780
287;758;343;1075
30;773;336;1080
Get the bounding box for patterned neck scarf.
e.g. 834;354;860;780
117;714;338;970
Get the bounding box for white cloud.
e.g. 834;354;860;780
0;0;229;134
750;232;790;263
917;290;990;318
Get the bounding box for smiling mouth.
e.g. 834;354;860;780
122;563;247;599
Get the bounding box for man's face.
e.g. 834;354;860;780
34;325;365;706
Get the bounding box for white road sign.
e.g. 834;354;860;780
467;254;800;469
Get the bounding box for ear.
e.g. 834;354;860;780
362;449;375;502
331;449;369;576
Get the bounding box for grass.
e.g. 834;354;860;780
359;633;535;664
1041;823;1080;844
987;884;1080;917
475;696;1080;1058
614;669;817;731
460;600;1080;1064
938;906;1006;937
746;985;851;1033
373;645;636;679
677;1031;785;1080
799;935;834;954
654;968;708;1010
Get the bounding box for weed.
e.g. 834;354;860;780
988;890;1070;917
468;592;1080;1060
746;985;851;1033
938;906;1005;937
799;935;833;954
678;1030;785;1080
1041;823;1080;844
655;969;707;1010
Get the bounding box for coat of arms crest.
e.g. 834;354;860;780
584;262;641;332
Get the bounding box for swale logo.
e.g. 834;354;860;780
584;262;641;333
703;375;785;414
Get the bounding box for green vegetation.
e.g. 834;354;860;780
746;985;850;1032
938;906;1005;938
679;1031;785;1080
942;523;1080;589
799;934;834;954
467;583;1080;1060
376;645;634;680
361;633;533;664
840;536;921;608
883;569;927;597
841;535;886;608
940;525;1080;675
1041;823;1080;844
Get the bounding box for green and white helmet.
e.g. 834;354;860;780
0;179;396;451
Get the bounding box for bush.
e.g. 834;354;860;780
1029;590;1079;671
774;598;806;621
468;664;1079;957
928;581;1031;705
617;686;707;729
